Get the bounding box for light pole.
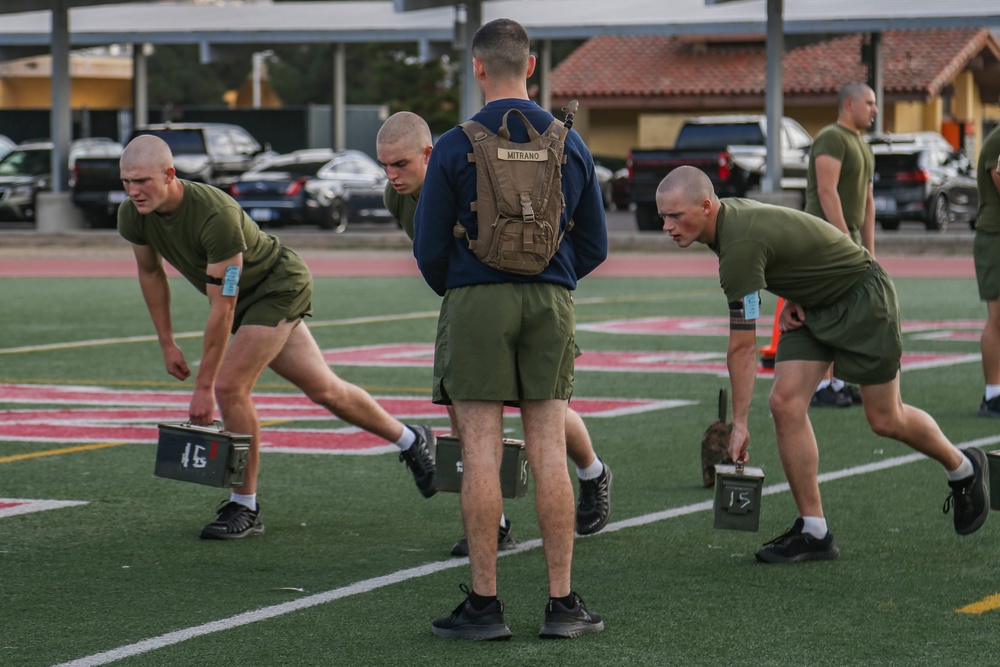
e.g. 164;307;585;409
252;49;274;109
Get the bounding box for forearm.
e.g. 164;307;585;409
861;192;876;255
137;268;177;349
194;305;234;392
727;337;758;427
817;188;850;235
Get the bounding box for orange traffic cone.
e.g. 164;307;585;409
758;297;784;371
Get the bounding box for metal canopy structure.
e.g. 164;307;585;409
3;1;999;46
3;0;1000;224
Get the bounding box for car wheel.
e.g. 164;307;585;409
879;218;900;231
927;194;950;232
320;198;348;233
635;203;663;232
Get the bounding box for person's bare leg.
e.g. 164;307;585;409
522;399;573;597
269;322;406;441
452;399;505;596
214;319;299;495
981;299;1000;387
769;360;831;518
860;375;963;470
564;407;595;469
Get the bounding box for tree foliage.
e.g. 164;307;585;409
143;0;580;135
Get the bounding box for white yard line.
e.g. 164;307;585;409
52;435;1000;667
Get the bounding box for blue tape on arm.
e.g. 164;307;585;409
222;265;240;297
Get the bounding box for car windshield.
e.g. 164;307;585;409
677;123;764;149
874;153;921;172
0;149;51;177
135;129;207;155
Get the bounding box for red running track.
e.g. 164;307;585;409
0;251;975;279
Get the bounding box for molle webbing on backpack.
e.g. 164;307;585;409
454;108;569;276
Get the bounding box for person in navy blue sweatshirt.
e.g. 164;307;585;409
415;18;607;641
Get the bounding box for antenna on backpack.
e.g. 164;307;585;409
561;99;580;139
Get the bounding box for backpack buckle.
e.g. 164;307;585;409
519;192;535;223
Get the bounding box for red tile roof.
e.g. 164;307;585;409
551;28;1000;102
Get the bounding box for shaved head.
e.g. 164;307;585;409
657;165;715;206
377;112;431;153
120;134;173;172
838;83;873;111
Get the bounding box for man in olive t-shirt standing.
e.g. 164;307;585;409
655;166;988;564
803;82;877;408
974;124;1000;417
117;135;438;540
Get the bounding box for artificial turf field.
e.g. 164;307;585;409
1;250;999;666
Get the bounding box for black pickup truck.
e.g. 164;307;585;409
626;115;813;231
71;122;272;227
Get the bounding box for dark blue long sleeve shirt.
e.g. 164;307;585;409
413;99;608;296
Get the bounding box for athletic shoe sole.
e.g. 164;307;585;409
755;544;840;564
200;524;265;540
539;619;605;639
431;624;512;640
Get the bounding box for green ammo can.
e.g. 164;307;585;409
154;422;251;488
713;461;765;532
435;434;530;499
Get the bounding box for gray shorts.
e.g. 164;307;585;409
433;282;576;404
775;262;902;385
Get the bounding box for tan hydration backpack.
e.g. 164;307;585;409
455;102;578;276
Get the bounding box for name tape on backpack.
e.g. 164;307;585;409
497;148;548;161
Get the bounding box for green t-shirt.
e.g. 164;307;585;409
710;198;872;308
383;181;418;241
804;123;874;246
976;125;1000;235
117;180;283;293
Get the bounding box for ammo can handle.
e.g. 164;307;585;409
185;419;225;432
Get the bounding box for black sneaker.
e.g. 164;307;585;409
576;463;613;536
431;584;513;641
199;500;264;540
539;592;605;639
840;384;863;406
755;518;840;563
943;447;990;535
978;395;1000;418
810;386;851;408
399;424;437;498
450;519;517;557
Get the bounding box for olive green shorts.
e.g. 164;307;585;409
433;282;576;404
232;247;314;332
775;262;902;385
974;231;1000;302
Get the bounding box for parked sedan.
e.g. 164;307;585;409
230;149;392;232
867;133;978;231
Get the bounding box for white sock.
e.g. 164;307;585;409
830;377;845;391
231;492;257;511
801;516;828;539
985;385;1000;401
576;458;605;481
394;426;416;451
947;453;975;481
816;379;832;392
